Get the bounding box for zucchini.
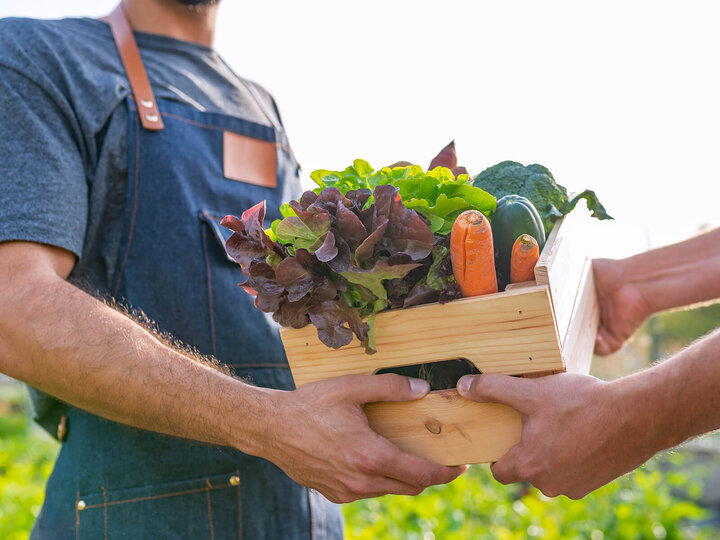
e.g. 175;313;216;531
492;195;546;290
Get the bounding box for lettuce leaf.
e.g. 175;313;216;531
222;181;454;350
311;159;496;234
222;160;487;351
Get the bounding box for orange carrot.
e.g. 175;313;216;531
510;234;540;283
450;210;498;297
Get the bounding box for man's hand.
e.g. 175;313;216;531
592;258;651;356
265;374;466;503
456;373;659;499
0;241;464;501
593;227;720;355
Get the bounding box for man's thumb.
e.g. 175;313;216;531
347;373;430;405
457;374;533;413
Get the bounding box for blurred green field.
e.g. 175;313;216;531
2;304;720;539
0;385;59;540
0;382;716;540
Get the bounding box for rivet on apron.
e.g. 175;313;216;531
145;113;160;123
140;99;154;108
77;500;86;511
57;415;67;442
229;475;240;486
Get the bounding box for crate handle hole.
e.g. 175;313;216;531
375;358;481;391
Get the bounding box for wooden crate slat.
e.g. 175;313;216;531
535;210;594;348
561;258;599;374
279;209;602;465
282;286;564;388
365;390;521;466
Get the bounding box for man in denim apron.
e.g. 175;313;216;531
0;0;464;537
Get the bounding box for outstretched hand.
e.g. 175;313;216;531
266;374;466;503
592;258;652;355
457;373;657;499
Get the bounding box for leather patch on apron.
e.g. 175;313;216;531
223;130;277;188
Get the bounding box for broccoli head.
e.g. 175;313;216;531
473;160;612;235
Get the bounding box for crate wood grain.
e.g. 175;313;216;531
535;209;600;373
365;390;522;466
279;211;599;465
282;286;563;388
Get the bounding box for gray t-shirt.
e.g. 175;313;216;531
0;16;284;291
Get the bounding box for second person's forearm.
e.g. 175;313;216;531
607;328;720;452
620;227;720;314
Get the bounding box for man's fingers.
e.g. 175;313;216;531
594;329;610;355
346;476;438;500
490;446;523;485
594;328;618;356
370;436;466;488
456;373;536;414
343;373;430;404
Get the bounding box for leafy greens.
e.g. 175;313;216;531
473;160;613;235
221;180;464;352
311;159;496;235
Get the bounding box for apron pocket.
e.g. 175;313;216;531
76;471;242;539
198;210;290;370
199;210;237;264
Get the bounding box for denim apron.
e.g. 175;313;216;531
30;9;343;540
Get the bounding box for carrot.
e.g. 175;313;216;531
450;210;498;297
510;234;539;283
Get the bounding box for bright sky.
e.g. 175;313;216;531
2;1;719;257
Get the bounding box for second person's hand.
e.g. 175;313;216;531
456;372;659;499
592;258;652;355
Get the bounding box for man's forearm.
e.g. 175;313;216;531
0;265;274;455
0;242;464;502
620;227;720;314
610;328;720;451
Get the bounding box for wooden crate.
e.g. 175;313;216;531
280;209;600;466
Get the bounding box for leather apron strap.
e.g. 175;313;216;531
108;2;165;131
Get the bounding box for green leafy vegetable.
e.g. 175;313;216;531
473;160;612;235
221;182;459;352
274;212;331;251
341;261;422;308
311;159;496;235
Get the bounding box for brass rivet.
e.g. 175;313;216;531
77;500;86;511
145;114;159;123
140;99;154;108
57;415;67;442
229;475;240;486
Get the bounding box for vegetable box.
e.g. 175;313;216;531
279;208;599;466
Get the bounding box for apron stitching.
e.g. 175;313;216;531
81;483;233;509
202;232;218;357
215;57;283;134
235;469;241;540
113;110;141;297
75;490;80;540
101;486;108;540
159;111;295;155
160;112;223;132
205;478;215;540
